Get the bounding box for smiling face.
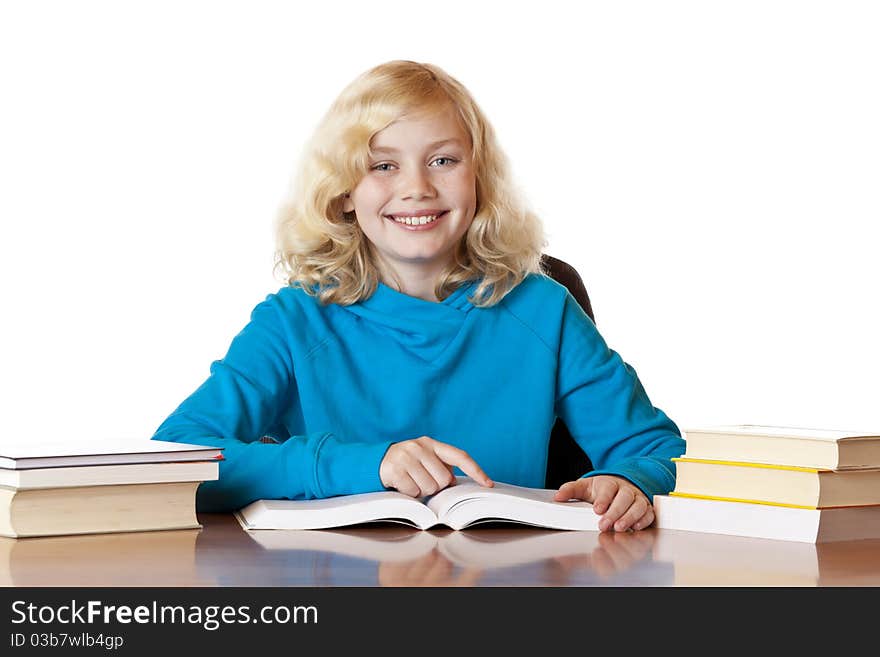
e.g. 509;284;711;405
342;106;477;291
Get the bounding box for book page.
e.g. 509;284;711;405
258;490;416;512
424;477;597;531
425;477;563;518
236;490;439;530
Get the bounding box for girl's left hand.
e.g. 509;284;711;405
553;475;654;532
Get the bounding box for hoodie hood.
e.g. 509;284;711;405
341;279;479;363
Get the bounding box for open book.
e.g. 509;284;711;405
234;478;599;531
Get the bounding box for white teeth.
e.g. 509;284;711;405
390;214;440;225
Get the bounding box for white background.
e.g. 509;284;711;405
1;1;877;444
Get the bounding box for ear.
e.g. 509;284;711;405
342;193;353;214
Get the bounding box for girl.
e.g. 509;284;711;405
152;60;685;533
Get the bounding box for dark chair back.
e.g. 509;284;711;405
540;254;595;488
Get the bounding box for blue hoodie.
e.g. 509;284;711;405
151;273;685;511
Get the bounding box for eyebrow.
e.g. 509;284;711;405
370;138;464;154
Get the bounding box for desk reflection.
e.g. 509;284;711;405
651;529;880;586
230;521;671;587
0;528;210;586
3;515;879;586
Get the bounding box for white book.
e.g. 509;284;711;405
0;438;223;470
234;477;599;531
653;494;880;543
0;460;219;489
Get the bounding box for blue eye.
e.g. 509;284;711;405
370;157;457;172
431;157;457;167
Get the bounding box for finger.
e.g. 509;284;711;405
432;442;493;487
417;452;456;492
395;448;446;496
392;471;421;498
405;459;445;497
631;505;655;532
599;487;639;532
612;493;649;532
554;478;591;502
591;479;620;516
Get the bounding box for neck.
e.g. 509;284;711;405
375;258;447;303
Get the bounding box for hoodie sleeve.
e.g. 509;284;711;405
554;293;686;498
151;294;394;512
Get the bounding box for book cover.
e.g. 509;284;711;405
0;438;223;470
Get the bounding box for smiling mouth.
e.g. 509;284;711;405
384;210;449;226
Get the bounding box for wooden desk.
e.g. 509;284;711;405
3;513;879;586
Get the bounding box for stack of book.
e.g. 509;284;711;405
653;425;880;543
0;439;222;538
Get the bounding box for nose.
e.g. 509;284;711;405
400;166;436;201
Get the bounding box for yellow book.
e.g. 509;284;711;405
0;482;202;538
672;457;880;508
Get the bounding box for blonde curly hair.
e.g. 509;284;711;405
273;60;548;306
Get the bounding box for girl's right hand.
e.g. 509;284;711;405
379;436;493;497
